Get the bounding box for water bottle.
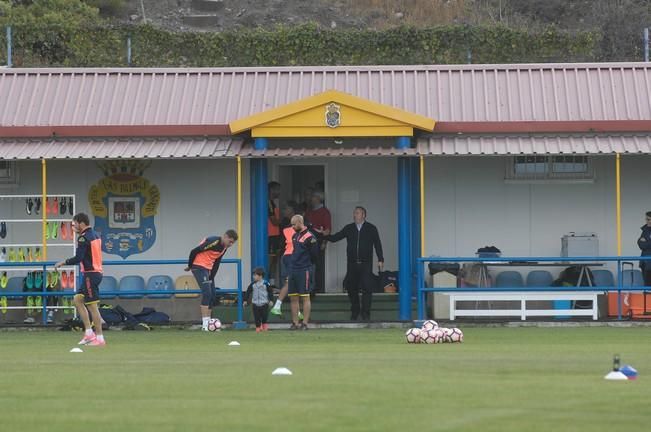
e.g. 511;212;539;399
613;354;620;371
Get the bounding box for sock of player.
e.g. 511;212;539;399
85;329;94;337
202;317;210;328
273;299;282;309
96;335;105;342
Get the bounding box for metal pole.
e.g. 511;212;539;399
645;28;649;62
127;33;132;66
42;159;47;260
237;156;242;259
397;155;412;320
616;153;622;256
6;26;12;68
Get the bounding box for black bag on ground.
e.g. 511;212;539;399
379;271;399;292
558;266;595;309
133;307;171;324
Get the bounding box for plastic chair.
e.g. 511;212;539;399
591;269;615;287
99;276;118;299
526;270;554;287
5;277;25;300
174;275;199;298
622;269;644;287
495;271;524;288
146;275;174;299
118;275;145;299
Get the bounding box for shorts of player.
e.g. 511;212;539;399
77;272;102;305
191;267;216;307
288;268;313;297
280;254;292;283
269;235;282;254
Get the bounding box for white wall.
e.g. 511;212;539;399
423;154;651;277
270;157;398;292
0;159;250;291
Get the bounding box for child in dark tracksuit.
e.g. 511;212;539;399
244;267;274;332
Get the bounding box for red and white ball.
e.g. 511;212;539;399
436;327;450;343
449;328;464;343
207;318;222;332
421;320;439;331
419;328;438;344
405;327;422;344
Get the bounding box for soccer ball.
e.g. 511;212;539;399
419;328;438;344
405;327;422;344
421;320;439;331
439;327;453;343
207;318;222;332
449;328;464;343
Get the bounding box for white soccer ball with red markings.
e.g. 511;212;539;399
421;320;439;331
207;318;222;332
405;327;422;344
419;328;438;344
449;328;464;343
439;327;453;343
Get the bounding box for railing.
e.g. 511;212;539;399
416;255;651;321
0;259;244;326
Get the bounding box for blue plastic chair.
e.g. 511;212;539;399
118;275;145;299
99;276;119;299
526;270;554;287
622;269;644;288
5;277;25;300
146;275;174;299
591;269;614;287
495;271;524;288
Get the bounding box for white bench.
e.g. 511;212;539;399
448;291;599;321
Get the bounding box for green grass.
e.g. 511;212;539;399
1;327;650;432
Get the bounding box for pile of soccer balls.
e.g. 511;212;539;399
405;320;463;344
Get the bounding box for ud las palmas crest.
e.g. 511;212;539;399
89;161;160;259
325;102;341;128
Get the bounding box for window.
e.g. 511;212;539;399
0;161;18;185
506;155;593;181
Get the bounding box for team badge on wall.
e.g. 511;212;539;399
88;161;160;259
325;102;341;128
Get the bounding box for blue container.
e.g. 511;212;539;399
554;300;571;318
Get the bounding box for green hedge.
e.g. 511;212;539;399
0;23;598;67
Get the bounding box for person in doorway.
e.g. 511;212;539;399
268;182;282;286
638;211;651;286
305;191;331;293
288;215;319;330
270;202;303;321
244;267;274;332
185;229;238;331
322;206;384;321
54;213;105;346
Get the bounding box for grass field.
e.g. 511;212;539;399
1;327;650;432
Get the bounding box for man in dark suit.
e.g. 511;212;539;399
321;207;384;321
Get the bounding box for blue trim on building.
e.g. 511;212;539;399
254;137;269;151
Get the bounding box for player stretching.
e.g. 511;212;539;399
55;213;105;346
185;230;238;331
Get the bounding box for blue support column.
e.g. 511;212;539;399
250;138;269;275
410;158;421;298
397;136;412;320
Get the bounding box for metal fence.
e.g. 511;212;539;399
0;258;244;326
416;255;651;321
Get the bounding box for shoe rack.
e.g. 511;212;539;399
0;194;77;323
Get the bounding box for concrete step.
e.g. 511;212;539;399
182;14;219;28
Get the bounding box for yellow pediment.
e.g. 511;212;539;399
229;90;435;138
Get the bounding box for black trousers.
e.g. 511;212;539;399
644;267;651;287
252;304;269;327
314;243;325;293
345;261;375;320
